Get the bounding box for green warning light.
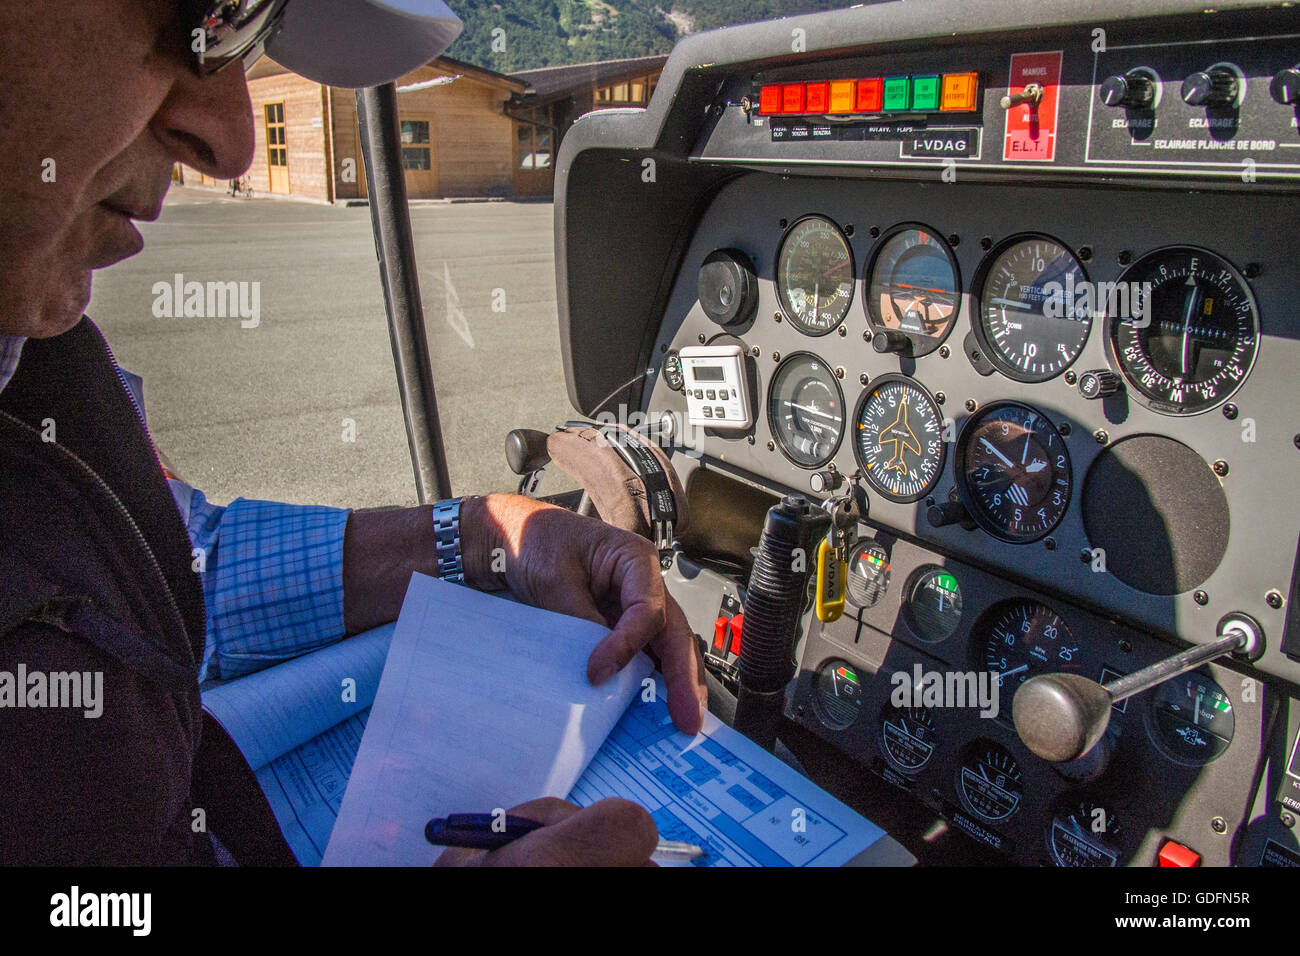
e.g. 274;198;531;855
910;75;940;110
882;76;910;111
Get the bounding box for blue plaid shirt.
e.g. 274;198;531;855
2;338;351;684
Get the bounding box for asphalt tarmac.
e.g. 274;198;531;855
89;187;578;510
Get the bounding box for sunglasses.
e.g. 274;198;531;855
185;0;291;76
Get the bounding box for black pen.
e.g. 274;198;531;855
426;813;705;861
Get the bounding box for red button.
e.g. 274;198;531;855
713;616;728;651
781;83;805;113
804;81;830;113
728;613;744;655
1158;841;1201;867
856;77;883;112
759;84;782;115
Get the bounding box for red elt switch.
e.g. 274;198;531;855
1158;841;1201;867
857;77;884;112
728;614;744;655
781;82;806;113
759;84;782;114
804;81;830;113
713;616;729;651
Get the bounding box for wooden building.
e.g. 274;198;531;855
180;54;666;201
182;56;526;202
506;55;668;196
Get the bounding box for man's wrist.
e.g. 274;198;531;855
458;494;508;591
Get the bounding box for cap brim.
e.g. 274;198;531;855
264;0;464;89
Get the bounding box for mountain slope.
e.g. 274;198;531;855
443;0;853;72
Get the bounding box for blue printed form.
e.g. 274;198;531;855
569;690;885;867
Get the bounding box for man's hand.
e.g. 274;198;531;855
433;797;658;866
462;494;707;736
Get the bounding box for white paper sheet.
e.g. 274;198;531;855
323;574;653;866
569;693;888;867
202;624;393;770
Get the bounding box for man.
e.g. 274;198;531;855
0;0;707;865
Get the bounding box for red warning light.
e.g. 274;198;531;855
805;81;830;113
856;77;883;112
781;83;805;113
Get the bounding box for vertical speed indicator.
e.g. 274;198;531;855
975;236;1092;382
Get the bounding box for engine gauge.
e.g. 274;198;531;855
901;566;963;643
1149;671;1234;764
776;216;855;335
852;374;946;503
813;659;866;730
1107;246;1259;415
1049;800;1123;867
768;352;845;467
846;540;891;609
979;599;1079;691
958;742;1023;823
956;402;1072;544
881;704;937;773
865;224;961;356
975;235;1092;382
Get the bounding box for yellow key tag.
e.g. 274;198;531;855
815;536;847;623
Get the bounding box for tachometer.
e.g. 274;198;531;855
852;374;946;503
979;599;1079;691
975;235;1091;382
865;224;960;356
1107;246;1259;415
776;216;855;335
956;402;1072;543
768;352;845;467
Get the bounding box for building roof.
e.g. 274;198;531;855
246;54;525;92
509;54;669;105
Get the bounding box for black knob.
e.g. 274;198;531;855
1077;369;1123;400
926;501;969;528
504;428;552;475
871;328;910;354
1099;71;1155;108
1181;68;1239;107
1271;67;1300;106
698;249;758;328
809;470;842;493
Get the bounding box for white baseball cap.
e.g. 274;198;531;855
194;0;464;88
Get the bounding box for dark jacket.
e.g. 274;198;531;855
0;318;286;865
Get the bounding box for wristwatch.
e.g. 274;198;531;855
431;496;474;585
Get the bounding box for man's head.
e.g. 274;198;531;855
0;1;260;338
0;0;460;340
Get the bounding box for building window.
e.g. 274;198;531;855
515;106;552;171
400;120;431;170
594;73;659;107
265;102;287;166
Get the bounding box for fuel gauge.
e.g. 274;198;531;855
902;566;963;643
1150;671;1234;764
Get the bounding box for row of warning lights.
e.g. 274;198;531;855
758;73;980;116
